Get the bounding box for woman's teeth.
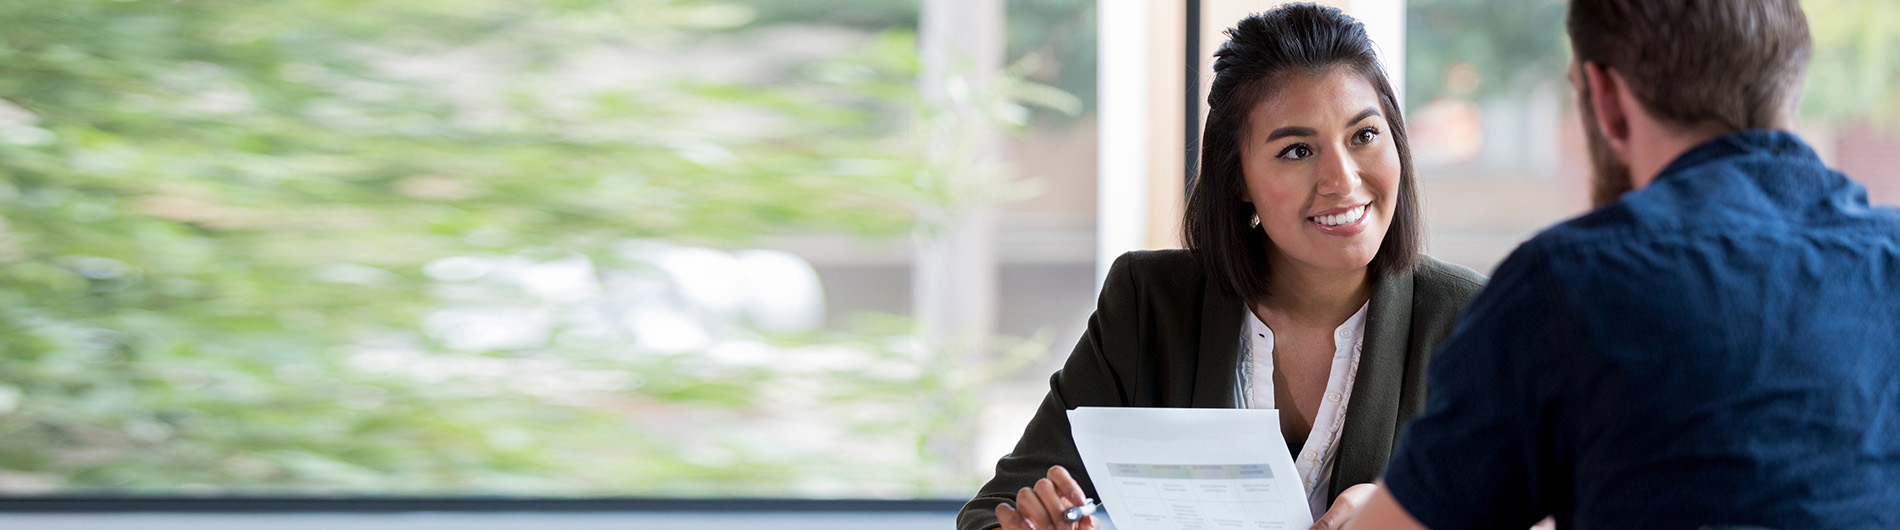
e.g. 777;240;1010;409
1310;205;1367;227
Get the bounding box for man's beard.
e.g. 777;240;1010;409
1577;81;1635;207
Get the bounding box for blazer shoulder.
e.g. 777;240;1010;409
1107;248;1206;295
1411;255;1487;315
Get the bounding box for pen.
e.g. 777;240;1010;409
1064;498;1098;521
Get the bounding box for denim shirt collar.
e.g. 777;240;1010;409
1654;129;1819;184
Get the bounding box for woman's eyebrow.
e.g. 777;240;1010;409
1264;126;1316;142
1264;107;1383;143
1348;107;1381;125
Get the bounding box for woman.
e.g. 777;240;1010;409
957;5;1486;530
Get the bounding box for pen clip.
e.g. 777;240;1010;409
1063;498;1098;521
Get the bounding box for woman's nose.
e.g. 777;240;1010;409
1316;147;1361;197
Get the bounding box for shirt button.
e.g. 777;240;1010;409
1326;392;1342;402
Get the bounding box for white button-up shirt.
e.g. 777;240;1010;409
1241;302;1368;519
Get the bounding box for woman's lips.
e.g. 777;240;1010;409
1308;203;1369;236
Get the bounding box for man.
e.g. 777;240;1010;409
1344;1;1900;529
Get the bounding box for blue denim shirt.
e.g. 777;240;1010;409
1383;130;1900;529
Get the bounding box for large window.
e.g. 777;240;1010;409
2;0;1896;505
1407;0;1900;273
0;0;1098;500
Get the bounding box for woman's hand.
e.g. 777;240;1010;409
1310;483;1379;530
994;465;1097;530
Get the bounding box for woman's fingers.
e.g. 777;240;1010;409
995;502;1030;530
1006;465;1092;530
1033;477;1078;530
1310;483;1380;530
1047;465;1088;505
1078;513;1098;530
1015;486;1052;530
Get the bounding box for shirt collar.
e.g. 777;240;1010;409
1245;301;1370;353
1655;129;1819;184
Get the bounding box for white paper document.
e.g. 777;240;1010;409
1067;407;1312;530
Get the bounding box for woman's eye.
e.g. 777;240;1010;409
1276;144;1313;160
1352;128;1379;145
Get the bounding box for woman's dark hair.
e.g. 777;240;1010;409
1183;3;1420;302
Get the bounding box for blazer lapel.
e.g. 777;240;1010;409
1190;275;1246;408
1327;267;1416;499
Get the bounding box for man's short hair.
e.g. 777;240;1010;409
1567;0;1812;131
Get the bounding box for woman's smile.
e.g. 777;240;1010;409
1240;67;1400;273
1308;203;1371;235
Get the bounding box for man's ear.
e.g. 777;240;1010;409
1581;61;1632;153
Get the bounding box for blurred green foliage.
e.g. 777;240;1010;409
1801;0;1900;124
0;0;1016;497
730;0;1096;124
1004;0;1096;123
733;0;920;30
1406;0;1900;125
1405;0;1569;106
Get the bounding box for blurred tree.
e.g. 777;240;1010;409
732;0;1093;124
733;0;920;30
1406;0;1900;125
1404;0;1569;107
1004;0;1094;123
1801;0;1900;124
0;0;961;496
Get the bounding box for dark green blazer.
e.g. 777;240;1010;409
957;249;1486;530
